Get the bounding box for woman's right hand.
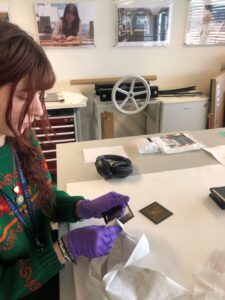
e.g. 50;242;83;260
65;225;121;259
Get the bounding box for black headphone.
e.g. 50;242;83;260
95;155;133;179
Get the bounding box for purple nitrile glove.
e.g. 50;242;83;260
76;191;129;219
66;225;121;259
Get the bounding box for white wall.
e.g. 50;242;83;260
2;0;225;96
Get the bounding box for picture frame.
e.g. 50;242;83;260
116;0;173;47
185;0;225;45
35;2;95;47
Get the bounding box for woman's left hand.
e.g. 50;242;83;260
66;35;81;42
76;192;129;219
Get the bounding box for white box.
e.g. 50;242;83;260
159;96;209;133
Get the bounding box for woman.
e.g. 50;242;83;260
199;5;214;44
52;3;81;42
0;21;129;300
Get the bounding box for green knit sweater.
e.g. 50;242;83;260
0;133;83;300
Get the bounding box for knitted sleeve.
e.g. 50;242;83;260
53;187;84;222
30;130;84;223
0;245;63;300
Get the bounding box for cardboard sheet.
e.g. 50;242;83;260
83;146;128;163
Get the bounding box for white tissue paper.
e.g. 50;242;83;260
191;249;225;299
57;91;88;104
134;137;159;154
203;145;225;166
73;222;187;300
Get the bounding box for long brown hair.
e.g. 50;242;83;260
62;3;80;36
0;21;55;216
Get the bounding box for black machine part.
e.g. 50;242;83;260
158;86;203;97
95;82;158;102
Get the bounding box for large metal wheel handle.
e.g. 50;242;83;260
111;75;151;115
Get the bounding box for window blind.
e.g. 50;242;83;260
185;0;225;45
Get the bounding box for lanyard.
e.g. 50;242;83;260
1;151;44;251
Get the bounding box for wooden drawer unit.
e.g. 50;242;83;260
33;109;76;175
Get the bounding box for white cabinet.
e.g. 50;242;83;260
159;96;209;133
32;99;85;176
33;109;76;175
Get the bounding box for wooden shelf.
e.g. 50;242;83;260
70;75;157;85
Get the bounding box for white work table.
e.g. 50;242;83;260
57;128;225;300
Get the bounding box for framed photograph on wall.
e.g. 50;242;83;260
35;2;95;47
116;0;173;47
0;4;9;21
185;0;225;45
